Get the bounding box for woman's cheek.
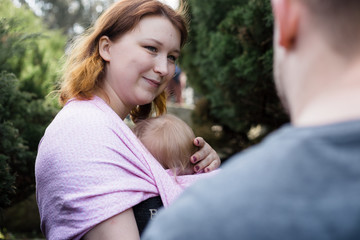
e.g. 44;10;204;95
160;78;171;91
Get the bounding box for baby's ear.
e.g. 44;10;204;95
99;36;112;61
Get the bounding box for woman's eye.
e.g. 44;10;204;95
168;55;177;62
145;46;157;52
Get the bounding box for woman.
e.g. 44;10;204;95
35;0;220;239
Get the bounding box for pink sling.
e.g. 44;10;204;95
35;96;215;240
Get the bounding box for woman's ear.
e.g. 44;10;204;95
99;36;111;61
272;0;300;49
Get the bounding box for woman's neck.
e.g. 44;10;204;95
94;87;131;120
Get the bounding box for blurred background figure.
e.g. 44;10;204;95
166;65;187;104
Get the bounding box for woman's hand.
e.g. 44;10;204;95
191;137;221;173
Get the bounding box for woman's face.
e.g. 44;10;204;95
99;15;181;117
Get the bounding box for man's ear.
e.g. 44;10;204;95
272;0;300;49
99;36;111;61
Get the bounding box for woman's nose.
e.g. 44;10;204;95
153;56;169;76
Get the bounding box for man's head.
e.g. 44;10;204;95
299;0;360;57
271;0;360;122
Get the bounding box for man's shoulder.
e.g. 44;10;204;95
143;122;360;239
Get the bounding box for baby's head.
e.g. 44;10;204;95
133;114;196;175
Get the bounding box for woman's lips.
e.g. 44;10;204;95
144;77;161;88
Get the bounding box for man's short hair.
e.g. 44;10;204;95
301;0;360;57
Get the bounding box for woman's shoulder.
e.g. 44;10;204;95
45;97;122;139
65;96;115;118
59;97;118;125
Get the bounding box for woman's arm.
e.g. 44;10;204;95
191;137;221;173
83;208;140;240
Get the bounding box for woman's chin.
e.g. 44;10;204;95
136;97;156;106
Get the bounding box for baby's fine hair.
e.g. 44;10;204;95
133;114;196;175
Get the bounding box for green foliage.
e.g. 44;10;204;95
0;155;15;220
0;1;64;217
1;0;66;99
0;70;59;210
25;0;115;35
0;72;57;214
0;72;32;217
183;0;289;155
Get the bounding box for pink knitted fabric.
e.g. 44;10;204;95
35;96;214;240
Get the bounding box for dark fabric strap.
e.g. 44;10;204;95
133;196;164;235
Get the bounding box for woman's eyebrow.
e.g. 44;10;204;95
145;38;163;46
145;38;180;53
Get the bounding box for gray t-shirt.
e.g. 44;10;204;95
143;120;360;240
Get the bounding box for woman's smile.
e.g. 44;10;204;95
143;76;161;88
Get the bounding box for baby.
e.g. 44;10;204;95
133;114;197;176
